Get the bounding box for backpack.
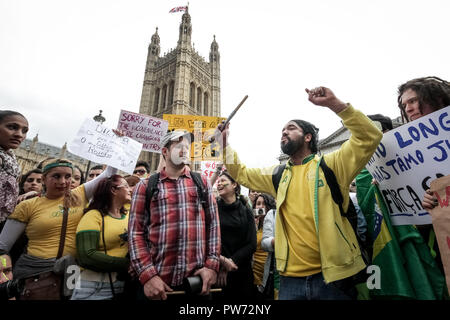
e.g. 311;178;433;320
272;157;372;265
144;171;208;221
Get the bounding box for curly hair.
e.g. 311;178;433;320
255;193;276;212
397;76;450;122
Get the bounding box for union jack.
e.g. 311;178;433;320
169;6;187;13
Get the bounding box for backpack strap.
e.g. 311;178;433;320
272;164;286;193
144;172;161;224
190;171;208;212
319;157;358;230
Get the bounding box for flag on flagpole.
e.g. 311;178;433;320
169;6;187;13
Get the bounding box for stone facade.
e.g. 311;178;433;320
138;8;221;171
15;134;90;175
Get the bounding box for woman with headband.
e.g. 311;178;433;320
0;157;118;300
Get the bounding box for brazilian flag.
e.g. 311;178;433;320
356;169;447;300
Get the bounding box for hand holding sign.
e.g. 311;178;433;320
69;118;143;174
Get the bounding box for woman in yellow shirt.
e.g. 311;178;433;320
71;175;131;300
0;158;117;299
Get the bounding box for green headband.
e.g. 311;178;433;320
43;162;73;173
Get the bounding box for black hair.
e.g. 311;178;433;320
90;165;104;171
368;114;393;132
397;76;450;122
135;160;150;173
290;119;319;154
0;110;26;123
19;168;43;195
255;193;276;212
219;171;248;207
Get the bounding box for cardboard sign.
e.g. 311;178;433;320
117;110;168;153
68;118;143;174
430;175;450;296
163;114;226;161
366;106;450;225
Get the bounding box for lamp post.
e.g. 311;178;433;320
84;110;106;181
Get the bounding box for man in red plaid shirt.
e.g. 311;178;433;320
128;130;221;300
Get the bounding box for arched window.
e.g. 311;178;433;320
203;92;209;115
168;81;174;106
197;87;202;112
190;82;195;108
161;84;167;110
154;88;160;114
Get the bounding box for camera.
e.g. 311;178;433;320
254;208;266;217
0;279;24;300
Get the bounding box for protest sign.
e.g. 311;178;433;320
201;161;219;179
163;114;226;161
366;106;450;225
117;110;168;153
68;118;143;174
430;175;450;296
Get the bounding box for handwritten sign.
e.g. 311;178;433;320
117;110;168;153
163;114;226;161
201;161;219;179
68;118;143;174
430;175;450;296
366;106;450;225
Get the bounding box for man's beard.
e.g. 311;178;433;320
281;136;304;156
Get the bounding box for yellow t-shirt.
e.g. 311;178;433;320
9;185;87;259
253;228;268;285
76;209;129;258
281;163;321;277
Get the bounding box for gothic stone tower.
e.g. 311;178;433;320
139;8;221;171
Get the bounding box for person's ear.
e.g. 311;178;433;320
305;133;312;143
162;146;169;160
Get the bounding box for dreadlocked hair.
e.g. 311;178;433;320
41;158;82;208
397;76;450;122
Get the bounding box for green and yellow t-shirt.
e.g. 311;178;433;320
281;155;321;277
9;185;87;259
76;209;129;259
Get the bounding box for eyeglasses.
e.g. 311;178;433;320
114;184;130;189
133;169;147;175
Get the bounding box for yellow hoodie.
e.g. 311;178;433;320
224;105;382;284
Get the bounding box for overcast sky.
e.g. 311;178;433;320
1;0;449;169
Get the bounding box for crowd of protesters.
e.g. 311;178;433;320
0;76;449;301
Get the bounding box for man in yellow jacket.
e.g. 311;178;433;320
217;86;383;300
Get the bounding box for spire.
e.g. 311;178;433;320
151;27;160;45
149;27;160;57
31;134;38;152
209;35;220;62
178;7;192;46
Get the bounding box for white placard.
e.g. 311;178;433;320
68;118;143;174
366;106;450;225
117;109;168;153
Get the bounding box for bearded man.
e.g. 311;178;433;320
217;86;382;300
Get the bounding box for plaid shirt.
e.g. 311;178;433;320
128;167;221;287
